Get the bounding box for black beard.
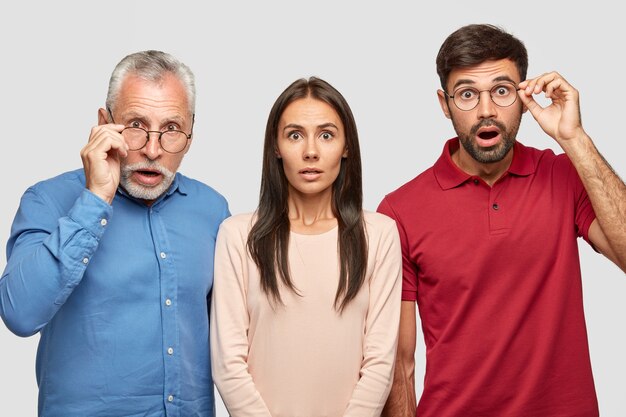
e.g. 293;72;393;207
452;117;521;164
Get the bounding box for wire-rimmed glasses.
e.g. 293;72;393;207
107;108;193;154
444;82;521;111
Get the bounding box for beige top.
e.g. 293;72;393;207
210;211;402;417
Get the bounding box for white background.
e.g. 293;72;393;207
1;1;624;416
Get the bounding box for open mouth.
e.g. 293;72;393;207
478;131;499;140
137;170;161;177
132;169;164;186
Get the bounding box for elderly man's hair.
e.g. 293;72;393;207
106;50;196;114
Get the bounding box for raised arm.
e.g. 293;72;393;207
0;186;111;336
0;121;127;335
519;73;626;271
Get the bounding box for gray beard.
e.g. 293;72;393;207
120;161;175;201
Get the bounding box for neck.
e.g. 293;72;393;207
287;187;337;235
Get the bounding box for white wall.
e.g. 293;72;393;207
1;1;624;416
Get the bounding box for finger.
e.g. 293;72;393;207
86;124;126;145
521;72;554;95
547;76;578;102
517;89;544;120
520;77;536;94
89;126;129;151
81;132;129;160
544;78;561;99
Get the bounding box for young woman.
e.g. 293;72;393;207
210;77;401;417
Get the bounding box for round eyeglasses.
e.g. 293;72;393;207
107;108;193;154
444;82;521;111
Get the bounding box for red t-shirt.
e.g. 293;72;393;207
378;138;598;417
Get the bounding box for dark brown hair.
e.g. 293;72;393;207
247;77;367;312
436;24;528;90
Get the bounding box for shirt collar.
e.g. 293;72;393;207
433;137;536;190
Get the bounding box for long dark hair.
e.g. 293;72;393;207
247;77;367;312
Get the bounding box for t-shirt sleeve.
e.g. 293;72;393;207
565;157;597;245
377;197;419;301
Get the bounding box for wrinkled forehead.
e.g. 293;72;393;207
116;73;192;113
115;74;193;120
446;59;521;91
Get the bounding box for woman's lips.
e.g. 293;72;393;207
299;168;322;181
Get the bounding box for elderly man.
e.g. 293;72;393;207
0;50;229;417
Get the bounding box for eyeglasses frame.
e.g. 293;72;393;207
443;82;522;111
106;107;195;154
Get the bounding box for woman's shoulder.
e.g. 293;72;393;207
363;210;397;231
363;210;400;245
219;212;256;236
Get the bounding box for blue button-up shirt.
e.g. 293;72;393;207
0;169;230;417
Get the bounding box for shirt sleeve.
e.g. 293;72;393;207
343;217;402;416
210;220;272;417
567;159;597;244
0;188;111;336
377;197;418;301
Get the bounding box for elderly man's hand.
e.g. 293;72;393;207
81;124;128;205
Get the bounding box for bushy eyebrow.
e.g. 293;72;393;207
121;111;186;128
452;75;517;91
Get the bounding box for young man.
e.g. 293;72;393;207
378;24;625;417
0;51;230;416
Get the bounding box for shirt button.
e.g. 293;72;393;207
492;203;499;210
82;257;89;264
473;179;479;185
100;218;108;226
167;395;174;402
160;252;167;259
165;299;172;306
167;347;174;355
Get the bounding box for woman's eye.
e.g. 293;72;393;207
321;132;333;140
289;132;301;140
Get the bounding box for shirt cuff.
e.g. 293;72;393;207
67;189;113;240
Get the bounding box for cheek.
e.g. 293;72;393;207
161;154;185;172
328;149;346;174
281;158;298;179
121;152;141;166
450;112;474;131
277;147;299;169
